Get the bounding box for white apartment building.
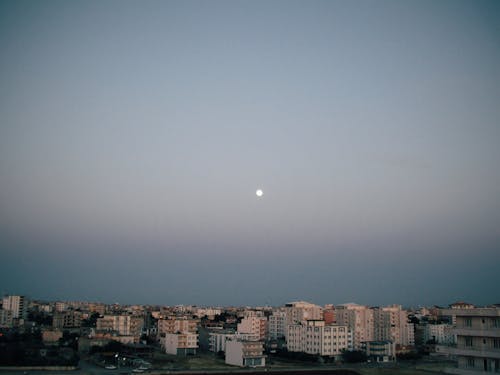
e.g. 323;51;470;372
269;311;287;340
287;320;353;358
436;307;500;374
162;332;198;355
423;323;456;345
336;303;375;349
225;339;266;367
209;332;260;353
2;295;27;319
237;316;268;341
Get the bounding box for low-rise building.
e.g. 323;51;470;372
161;332;198;355
225;339;265;367
362;340;395;362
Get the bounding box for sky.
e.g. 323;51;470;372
0;0;499;307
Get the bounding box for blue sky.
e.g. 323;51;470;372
1;0;499;306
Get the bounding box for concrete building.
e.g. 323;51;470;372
209;331;260;353
225;339;266;367
373;305;414;346
158;318;198;335
436;307;500;374
53;310;82;329
336;303;374;349
268;311;287;340
237;316;268;341
423;323;456;345
362;341;396;362
96;314;143;340
0;309;13;328
2;295;27;319
287;320;353;358
161;332;198;355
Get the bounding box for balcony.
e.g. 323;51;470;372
437;345;500;359
453;328;500;338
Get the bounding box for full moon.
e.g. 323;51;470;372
256;189;263;197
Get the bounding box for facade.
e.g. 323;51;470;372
373;305;414;346
0;309;13;328
436;307;500;374
225;339;266;367
162;332;198;355
287;320;353;358
209;331;259;353
362;341;396;362
268;311;287;340
158;318;198;335
53;310;82;329
96;314;144;340
237;316;268;341
336;303;374;349
423;323;456;345
2;295;27;319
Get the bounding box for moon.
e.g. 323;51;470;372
256;189;263;197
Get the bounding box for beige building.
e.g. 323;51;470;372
158;318;198;335
373;305;414;346
209;331;259;353
225;339;266;367
287;320;353;358
96;314;143;341
336;303;375;349
237;316;268;341
268;311;287;340
161;332;198;355
436;307;500;374
53;310;82;329
2;295;27;319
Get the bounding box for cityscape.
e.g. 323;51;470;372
0;295;499;374
1;0;499;374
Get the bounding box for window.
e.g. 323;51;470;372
466;357;475;368
465;318;472;327
465;337;473;347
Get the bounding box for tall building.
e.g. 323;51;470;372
268;311;287;340
437;307;500;373
335;303;374;349
2;295;27;319
373;305;414;346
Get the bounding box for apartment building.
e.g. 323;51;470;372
268;311;287;340
209;331;260;353
53;310;82;329
336;303;374;349
423;323;456;345
373;305;415;346
157;317;198;335
437;307;500;374
225;339;266;367
362;340;396;362
96;314;143;338
161;332;198;355
237;316;268;341
2;295;27;319
287;320;353;358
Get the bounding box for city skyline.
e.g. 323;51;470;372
1;0;499;306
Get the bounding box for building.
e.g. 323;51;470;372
0;309;13;328
237;316;268;341
161;332;198;355
362;341;396;362
53;311;82;329
2;295;27;319
423;323;455;345
208;331;259;353
268;311;287;340
157;318;198;335
96;314;144;341
287;320;353;358
373;305;414;346
336;303;374;349
436;307;500;374
225;339;266;367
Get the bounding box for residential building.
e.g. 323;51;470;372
436;307;500;373
268;311;287;340
2;295;27;319
336;303;374;349
161;332;198;355
373;305;414;346
225;339;266;367
157;318;198;335
423;323;456;345
362;341;396;362
53;310;82;329
287;320;352;358
237;316;267;341
96;314;143;340
208;331;259;353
